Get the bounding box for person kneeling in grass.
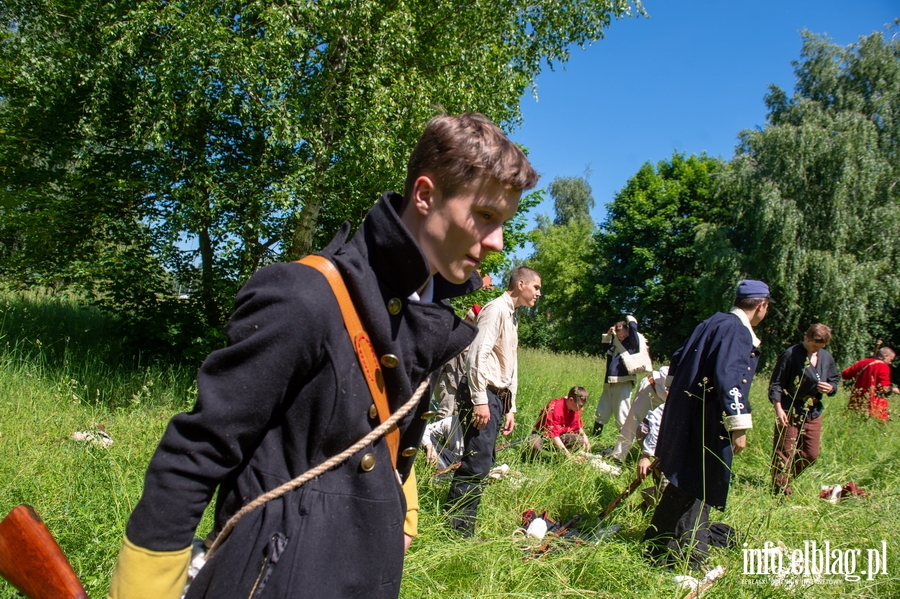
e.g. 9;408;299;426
527;386;591;457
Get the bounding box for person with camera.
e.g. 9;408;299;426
592;315;652;437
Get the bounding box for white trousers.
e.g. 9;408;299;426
610;387;665;461
593;381;634;430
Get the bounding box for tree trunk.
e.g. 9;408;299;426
198;208;220;329
288;194;323;260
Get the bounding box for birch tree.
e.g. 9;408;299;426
1;0;644;353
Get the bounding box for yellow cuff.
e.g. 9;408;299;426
402;466;419;537
108;536;191;599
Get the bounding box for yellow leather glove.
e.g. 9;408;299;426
107;536;191;599
402;466;419;537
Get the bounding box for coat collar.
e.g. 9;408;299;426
729;307;761;347
340;192;482;301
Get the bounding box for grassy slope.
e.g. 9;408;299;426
407;353;900;599
1;292;898;598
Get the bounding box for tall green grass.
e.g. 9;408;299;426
0;290;202;595
1;291;898;597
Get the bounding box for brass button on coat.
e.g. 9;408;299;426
368;404;378;419
420;410;437;420
380;354;400;368
742;379;748;384
387;298;402;315
401;447;418;457
360;453;377;471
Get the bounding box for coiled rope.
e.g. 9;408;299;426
207;378;430;558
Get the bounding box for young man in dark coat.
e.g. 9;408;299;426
643;280;771;570
769;323;840;495
108;113;539;599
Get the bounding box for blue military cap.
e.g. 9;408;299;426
735;279;774;302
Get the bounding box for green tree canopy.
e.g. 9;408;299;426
549;175;595;225
527;214;601;352
593;152;728;359
712;28;900;364
0;0;644;355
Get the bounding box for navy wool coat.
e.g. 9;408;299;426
125;193;478;599
656;311;761;510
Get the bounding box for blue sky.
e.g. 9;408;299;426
509;0;898;233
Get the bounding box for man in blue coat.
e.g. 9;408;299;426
643;280;772;570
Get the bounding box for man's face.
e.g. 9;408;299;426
516;276;542;308
884;350;896;365
615;326;629;342
750;300;769;326
802;335;827;354
417;177;520;284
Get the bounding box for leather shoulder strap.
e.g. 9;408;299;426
297;255;399;470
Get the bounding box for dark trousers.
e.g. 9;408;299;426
445;386;504;535
643;483;711;570
772;413;821;495
526;432;582;456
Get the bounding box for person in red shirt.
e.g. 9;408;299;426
843;347;899;421
528;386;591;456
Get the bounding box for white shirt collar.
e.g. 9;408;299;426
730;307;761;347
409;276;434;303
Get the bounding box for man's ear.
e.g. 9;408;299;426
410;175;437;216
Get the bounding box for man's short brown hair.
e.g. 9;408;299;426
404;113;539;200
507;265;540;291
734;297;767;311
805;323;832;344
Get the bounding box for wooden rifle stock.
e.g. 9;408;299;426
0;505;87;599
434;461;462;477
496;437;527;452
600;458;659;519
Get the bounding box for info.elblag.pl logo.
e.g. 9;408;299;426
742;540;888;585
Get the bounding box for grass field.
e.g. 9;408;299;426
1;290;899;598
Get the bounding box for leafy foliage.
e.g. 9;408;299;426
548;175;595;226
526;153;732;358
526;27;900;364
528;215;603;352
593;152;728;359
0;0;644;354
712;29;900;364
